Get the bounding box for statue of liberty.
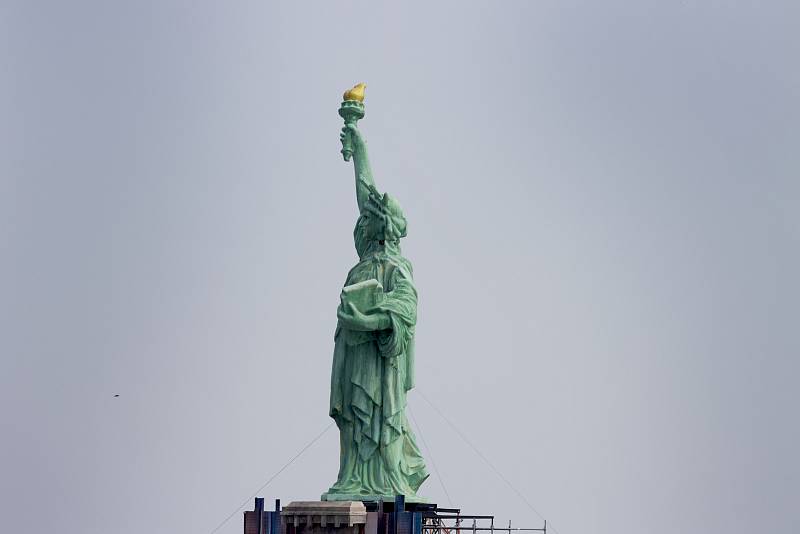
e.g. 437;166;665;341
322;84;429;501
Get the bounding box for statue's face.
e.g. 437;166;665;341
357;211;385;242
356;192;406;251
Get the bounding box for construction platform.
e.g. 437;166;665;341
244;496;546;534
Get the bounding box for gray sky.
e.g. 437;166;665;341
1;2;798;533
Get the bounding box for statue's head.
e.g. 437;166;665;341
354;182;407;257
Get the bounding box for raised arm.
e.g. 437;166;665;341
341;123;377;212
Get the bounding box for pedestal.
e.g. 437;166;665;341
282;501;368;534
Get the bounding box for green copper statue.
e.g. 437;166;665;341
322;84;429;502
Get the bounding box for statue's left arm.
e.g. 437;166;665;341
336;267;417;357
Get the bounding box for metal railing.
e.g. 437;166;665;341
422;515;546;534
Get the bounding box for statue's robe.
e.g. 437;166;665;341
323;224;428;499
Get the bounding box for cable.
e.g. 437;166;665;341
415;389;560;534
209;422;335;534
408;403;454;507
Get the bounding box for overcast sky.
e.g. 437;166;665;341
1;2;798;534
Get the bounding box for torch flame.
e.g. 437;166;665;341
343;83;366;103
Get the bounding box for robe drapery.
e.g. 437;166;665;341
322;210;429;500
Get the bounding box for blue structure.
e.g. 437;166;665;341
244;496;545;534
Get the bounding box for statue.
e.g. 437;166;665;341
322;84;429;502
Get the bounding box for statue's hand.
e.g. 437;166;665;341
341;124;365;153
338;302;390;331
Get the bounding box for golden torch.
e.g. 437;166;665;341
339;83;366;161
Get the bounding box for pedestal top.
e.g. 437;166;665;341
281;501;368;527
283;501;367;516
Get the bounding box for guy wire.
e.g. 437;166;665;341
209;422;335;534
416;389;560;534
